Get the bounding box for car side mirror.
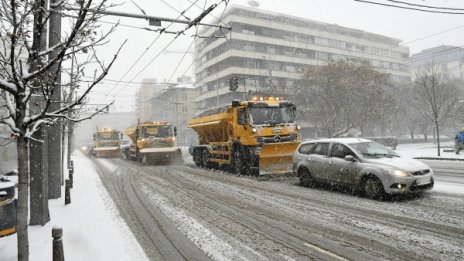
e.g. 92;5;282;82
344;155;355;162
174;127;177;136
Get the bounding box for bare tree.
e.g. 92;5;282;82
296;61;393;137
0;1;125;260
411;65;464;156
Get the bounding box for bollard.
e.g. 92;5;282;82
65;180;71;205
52;227;64;261
68;168;73;189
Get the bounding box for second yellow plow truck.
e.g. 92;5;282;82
188;96;301;175
123;121;183;164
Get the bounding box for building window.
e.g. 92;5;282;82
244;43;255;52
246;59;257;68
285;65;296;72
267;46;276;54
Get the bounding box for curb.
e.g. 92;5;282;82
414;157;464;161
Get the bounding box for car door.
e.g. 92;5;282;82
327;143;360;185
307;142;330;182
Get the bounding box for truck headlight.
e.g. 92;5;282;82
252;128;257;133
388;169;410;177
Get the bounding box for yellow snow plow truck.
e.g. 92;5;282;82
188;96;301;175
92;128;122;157
123;121;182;164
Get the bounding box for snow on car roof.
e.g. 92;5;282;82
303;138;372;144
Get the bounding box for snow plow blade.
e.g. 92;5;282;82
259;142;299;175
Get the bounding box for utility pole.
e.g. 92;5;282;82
47;0;63;199
216;73;221;107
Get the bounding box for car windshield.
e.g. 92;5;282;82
96;132;119;140
141;126;172;138
249;106;296;125
349;142;399;158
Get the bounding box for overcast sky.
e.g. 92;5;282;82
80;0;464;111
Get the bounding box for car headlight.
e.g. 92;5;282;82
388;169;410;177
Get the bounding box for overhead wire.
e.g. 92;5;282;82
103;0;201;98
186;0;228;26
354;0;464;14
385;0;464;11
179;0;230;80
167;29;197;83
108;0;228;101
123;0;229;83
159;0;191;20
130;0;147;15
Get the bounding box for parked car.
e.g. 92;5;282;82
292;138;434;199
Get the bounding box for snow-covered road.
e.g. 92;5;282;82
94;156;464;261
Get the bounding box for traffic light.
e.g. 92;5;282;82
229;77;239;91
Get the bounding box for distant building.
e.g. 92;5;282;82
194;4;410;110
150;82;200;145
136;78;165;122
410;45;464;80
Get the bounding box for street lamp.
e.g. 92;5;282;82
262;54;273;93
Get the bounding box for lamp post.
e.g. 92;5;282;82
262;54;273;93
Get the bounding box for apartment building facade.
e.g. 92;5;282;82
194;5;410;111
136;78;165;122
410;45;464;80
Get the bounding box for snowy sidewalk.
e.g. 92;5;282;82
0;152;148;261
396;142;464;160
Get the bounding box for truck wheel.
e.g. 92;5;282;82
201;149;210;167
232;149;245;175
136;150;142;163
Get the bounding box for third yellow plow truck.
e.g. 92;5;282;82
188;96;301;175
92;128;122;157
123;121;183;164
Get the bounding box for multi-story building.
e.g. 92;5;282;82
150;83;200;145
194;4;410;110
410;45;464;80
136;78;164;122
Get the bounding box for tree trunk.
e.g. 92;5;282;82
16;136;29;261
436;122;441;156
29;128;50;226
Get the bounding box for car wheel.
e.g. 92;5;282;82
298;167;313;187
363;177;385;200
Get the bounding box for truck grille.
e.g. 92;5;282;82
256;134;297;144
147;140;174;148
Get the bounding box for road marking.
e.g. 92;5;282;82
303;242;349;261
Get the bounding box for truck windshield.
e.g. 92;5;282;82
249;106;296;125
141;126;172;138
97;132;119;140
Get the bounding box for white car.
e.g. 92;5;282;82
292;138;434;199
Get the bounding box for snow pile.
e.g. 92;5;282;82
0;152;148;261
